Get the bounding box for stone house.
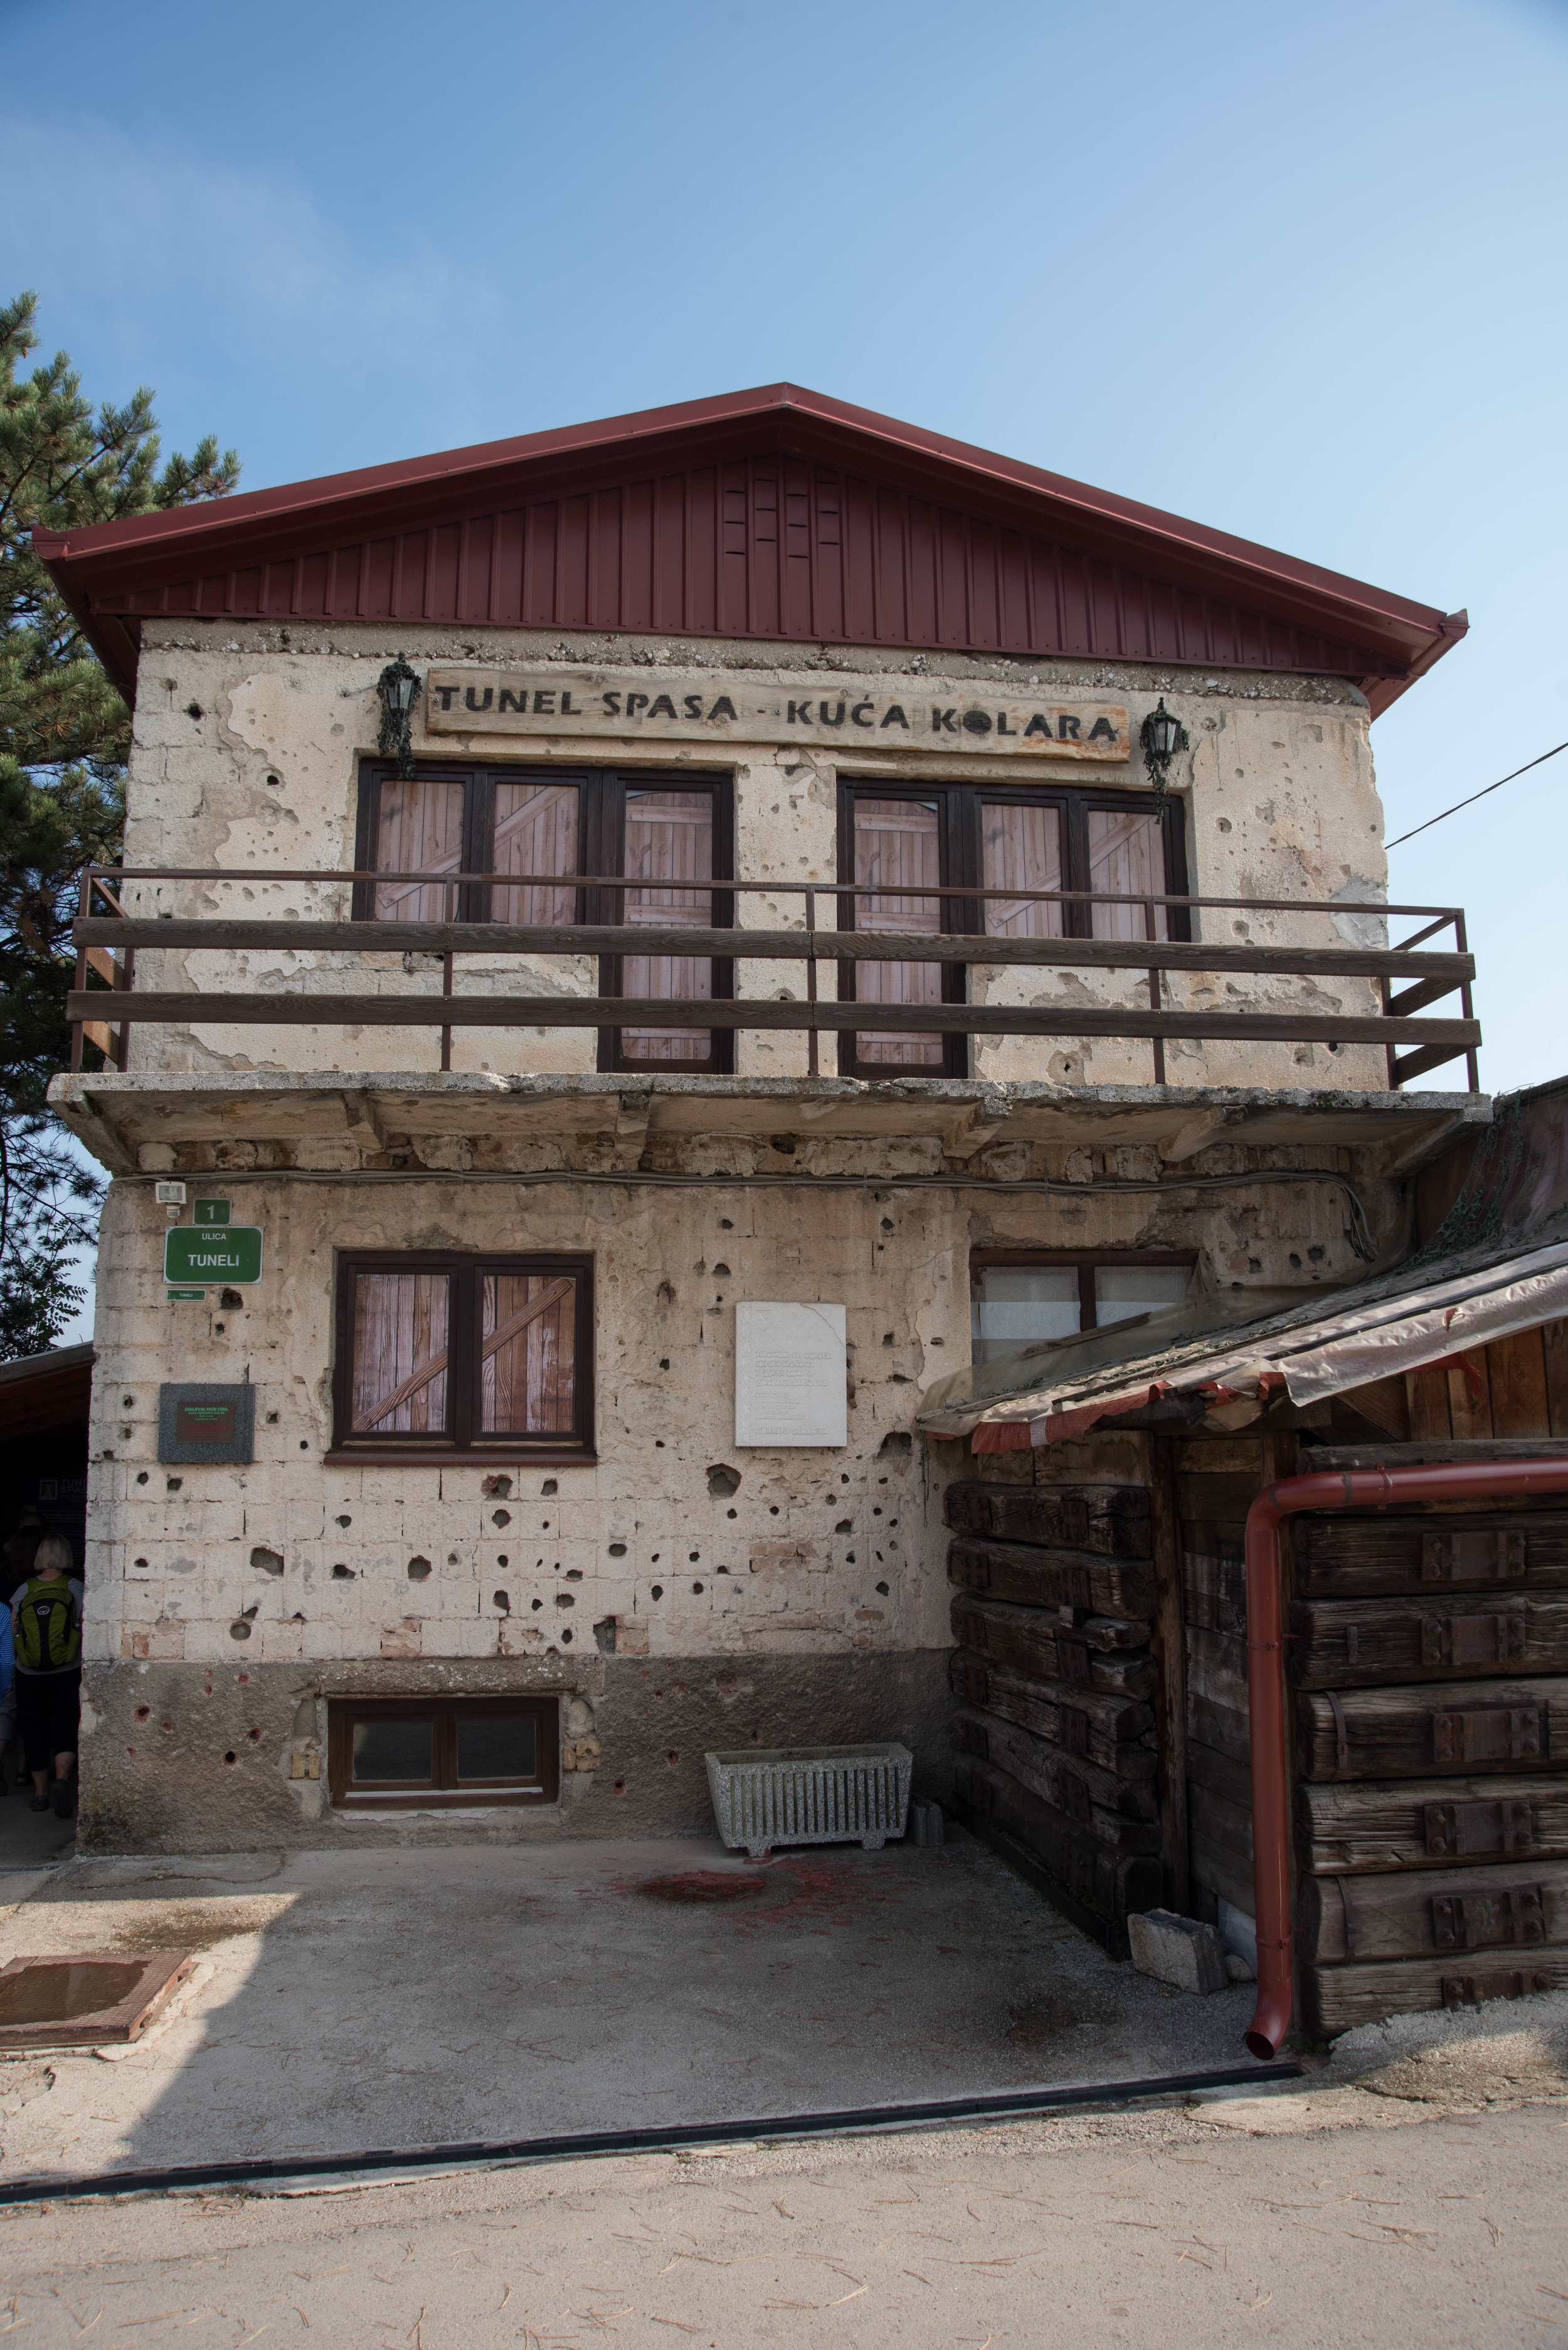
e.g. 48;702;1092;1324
40;385;1488;1964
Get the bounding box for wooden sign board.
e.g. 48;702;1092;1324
426;666;1131;763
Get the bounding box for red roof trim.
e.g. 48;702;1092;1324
34;383;1466;713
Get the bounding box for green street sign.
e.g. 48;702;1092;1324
164;1226;263;1285
193;1196;231;1226
166;1288;207;1304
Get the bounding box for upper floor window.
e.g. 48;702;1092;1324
330;1250;595;1463
837;780;1188;1077
970;1250;1195;1366
352;761;733;1073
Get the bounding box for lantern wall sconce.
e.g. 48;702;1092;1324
1140;696;1189;800
376;655;421;779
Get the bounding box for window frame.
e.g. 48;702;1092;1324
329;1248;596;1466
969;1248;1199;1345
327;1694;561;1812
352;758;735;1074
835;779;1190;1080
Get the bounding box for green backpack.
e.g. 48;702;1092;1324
15;1578;80;1671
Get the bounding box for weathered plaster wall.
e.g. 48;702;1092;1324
76;1147;1385;1848
120;620;1387;1094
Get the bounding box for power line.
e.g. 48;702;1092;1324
1385;740;1568;849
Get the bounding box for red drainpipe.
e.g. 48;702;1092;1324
1244;1455;1568;2060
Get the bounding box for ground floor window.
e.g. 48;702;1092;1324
327;1695;560;1810
970;1251;1195;1365
330;1252;595;1463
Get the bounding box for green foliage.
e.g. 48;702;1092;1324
0;289;239;1357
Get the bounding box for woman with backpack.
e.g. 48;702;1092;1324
11;1534;83;1817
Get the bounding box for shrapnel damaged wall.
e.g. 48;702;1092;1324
119;620;1389;1095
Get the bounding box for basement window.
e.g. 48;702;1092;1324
970;1251;1195;1365
327;1696;560;1810
329;1251;595;1464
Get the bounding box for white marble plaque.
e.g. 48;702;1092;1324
735;1302;848;1449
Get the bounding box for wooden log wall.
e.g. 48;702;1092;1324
945;1474;1163;1953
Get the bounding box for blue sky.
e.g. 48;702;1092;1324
4;0;1565;1331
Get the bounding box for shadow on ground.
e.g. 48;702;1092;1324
0;1825;1259;2181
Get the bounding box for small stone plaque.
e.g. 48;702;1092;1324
158;1382;255;1464
735;1302;847;1449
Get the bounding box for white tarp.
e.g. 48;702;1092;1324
917;1238;1568;1443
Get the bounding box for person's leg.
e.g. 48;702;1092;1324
48;1674;80;1815
16;1680;53;1807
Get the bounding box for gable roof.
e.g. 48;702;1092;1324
33;382;1465;713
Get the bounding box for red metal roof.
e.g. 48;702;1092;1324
34;383;1465;713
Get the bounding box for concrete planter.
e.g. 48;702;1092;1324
705;1742;913;1859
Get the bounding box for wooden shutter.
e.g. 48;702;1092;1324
351;1270;451;1433
1085;808;1168;941
982;802;1065;938
852;797;944;1068
619;789;714;1063
480;1270;577;1434
372;779;467;922
492;780;580;925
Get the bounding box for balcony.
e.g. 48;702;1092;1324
68;864;1480;1095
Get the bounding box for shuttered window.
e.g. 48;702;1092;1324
354;761;733;1073
837;780;1186;1077
331;1251;595;1462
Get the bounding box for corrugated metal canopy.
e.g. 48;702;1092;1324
918;1235;1568;1450
33;383;1465;712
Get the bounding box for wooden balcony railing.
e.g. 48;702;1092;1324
67;867;1480;1092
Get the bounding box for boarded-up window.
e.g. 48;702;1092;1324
982;803;1065;940
492;781;580;925
351;1271;450;1434
334;1253;593;1459
1086;809;1168;941
852;797;944;1068
618;788;714;1065
373;778;467;922
481;1270;577;1434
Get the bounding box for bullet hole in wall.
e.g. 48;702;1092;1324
494;1591;510;1612
492;1509;511;1526
881;1216;894;1233
879;1430;912;1457
136;1471;148;1485
608;1541;627;1558
711;1263;731;1279
331;1563;355;1580
689;1550;700;1562
846;1552;856;1564
554;1592;575;1608
214;1323;225;1334
835;1519;852;1533
166;1475;183;1493
229;1623;251;1641
122;1395;134;1408
220;1289;243;1309
134;1557;148;1568
497;1553;509;1566
650;1583;664;1600
482;1473;512;1498
248;1726;261;1743
655;1440;665;1448
659;1358;669;1370
135;1705;150;1721
336;1514;351;1528
447;1551;458;1565
876;1581;889;1594
250;1547;283;1576
223;1750;236;1763
265;772;282;786
727;1507;737;1519
565;1568;583;1581
692;1581;703;1593
657;1280;676;1304
719;1218;733;1229
185;701;204;720
541;1477;558;1496
666;1750;680;1766
882;1332;894;1346
267;1412;278;1423
300;1440;309;1450
707;1463;741;1497
407;1557;432;1582
531;1597;543;1611
770;1134;796;1155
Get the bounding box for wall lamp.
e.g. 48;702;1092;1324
376;655;422;779
1140;696;1190;801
